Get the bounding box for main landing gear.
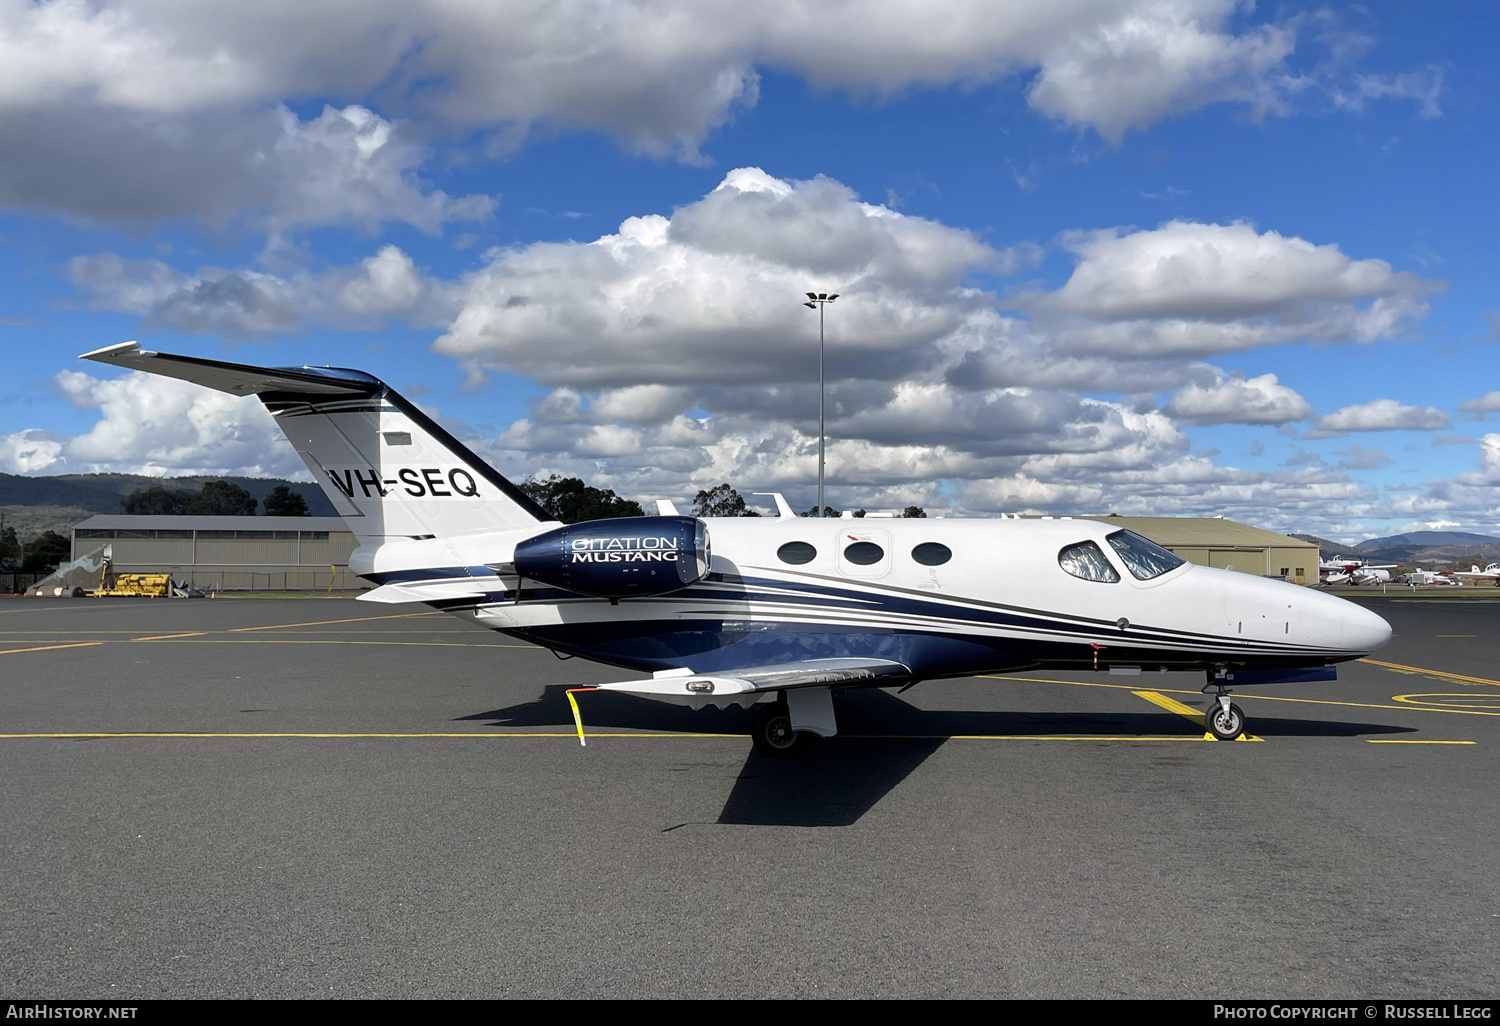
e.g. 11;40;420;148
750;687;838;757
751;701;807;757
1203;666;1247;741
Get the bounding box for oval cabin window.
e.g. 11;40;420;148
843;541;886;565
777;541;818;565
911;542;952;566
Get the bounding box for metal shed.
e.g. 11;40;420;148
71;515;359;591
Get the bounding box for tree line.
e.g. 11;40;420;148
116;474;925;524
120;481;309;516
520;475;924;523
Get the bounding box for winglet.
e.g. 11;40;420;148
752;492;796;518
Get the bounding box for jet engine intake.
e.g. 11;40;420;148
512;516;710;598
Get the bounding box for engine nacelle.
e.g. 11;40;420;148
512;516;711;599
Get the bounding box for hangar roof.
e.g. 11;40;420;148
1072;515;1315;549
74;515;351;532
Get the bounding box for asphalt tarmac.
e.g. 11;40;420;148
1;593;1497;999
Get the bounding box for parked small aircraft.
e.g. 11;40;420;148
1453;563;1500;586
1400;568;1461;586
80;342;1393;751
1319;557;1399;586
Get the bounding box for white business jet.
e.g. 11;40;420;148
80;343;1392;750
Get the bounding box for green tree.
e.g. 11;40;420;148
184;480;258;516
520;475;643;524
262;484;310;516
690;484;762;517
901;506;927;518
799;505;841;518
121;485;193;515
22;530;71;573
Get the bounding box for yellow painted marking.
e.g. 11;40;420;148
983;674;1500;718
934;734;1259;742
1392;693;1500;709
0;731;738;739
1367;740;1475;745
1360;659;1500;688
228;611;442;633
0;731;1244;743
1133;689;1206;724
130;632;207;641
0;642;104;656
123;639;535;648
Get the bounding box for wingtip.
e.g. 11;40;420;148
78;341;142;361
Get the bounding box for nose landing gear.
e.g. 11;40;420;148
1203;666;1249;741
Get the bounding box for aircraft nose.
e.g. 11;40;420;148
1340;602;1392;654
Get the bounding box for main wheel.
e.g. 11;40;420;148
1205;701;1246;741
751;702;807;758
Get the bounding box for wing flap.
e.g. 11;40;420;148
593;656;911;706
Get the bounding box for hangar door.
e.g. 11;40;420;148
1208;549;1267;576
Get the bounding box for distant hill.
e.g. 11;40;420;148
1352;531;1500;566
1359;530;1500;549
0;473;336;538
1290;533;1361;555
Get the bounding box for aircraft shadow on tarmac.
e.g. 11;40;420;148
460;687;1416;828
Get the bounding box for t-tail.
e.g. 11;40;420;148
80;342;555;547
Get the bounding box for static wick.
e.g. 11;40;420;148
565;687;596;747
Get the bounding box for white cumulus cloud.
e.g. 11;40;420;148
1163;372;1312;425
1023;220;1439;358
0;0;1440;230
1307;399;1451;438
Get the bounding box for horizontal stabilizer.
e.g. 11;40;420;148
80;341;380;397
357;580;493;604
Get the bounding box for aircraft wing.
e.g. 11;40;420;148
593;657;912;706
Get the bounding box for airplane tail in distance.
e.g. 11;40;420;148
80;342;555;543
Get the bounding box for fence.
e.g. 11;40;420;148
170;567;363;592
0;573;47;594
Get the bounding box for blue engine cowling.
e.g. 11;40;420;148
512;516;711;598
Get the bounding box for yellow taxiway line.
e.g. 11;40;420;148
0;641;104;656
1366;739;1475;745
1359;658;1500;688
0;731;1236;743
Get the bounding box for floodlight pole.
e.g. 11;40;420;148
803;292;839;517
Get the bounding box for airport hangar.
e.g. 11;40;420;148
68;512;1319;591
70;514;360;591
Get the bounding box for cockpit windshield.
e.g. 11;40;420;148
1058;541;1120;583
1106;530;1186;580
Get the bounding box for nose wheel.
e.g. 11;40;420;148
1203;667;1248;740
1205;699;1247;741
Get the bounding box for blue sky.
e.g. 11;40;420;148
1;0;1496;542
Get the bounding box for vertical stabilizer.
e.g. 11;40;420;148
80;342;554;544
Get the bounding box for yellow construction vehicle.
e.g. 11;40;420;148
89;550;173;597
92;572;173;598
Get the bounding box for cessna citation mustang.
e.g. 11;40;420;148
81;342;1393;753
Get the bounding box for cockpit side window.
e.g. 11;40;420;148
1058;541;1120;583
1106;530;1186;580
